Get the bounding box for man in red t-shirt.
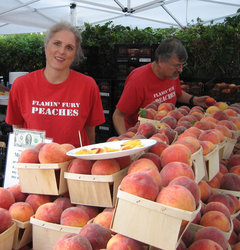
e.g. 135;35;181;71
113;38;209;135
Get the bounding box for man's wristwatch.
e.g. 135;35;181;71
189;95;195;106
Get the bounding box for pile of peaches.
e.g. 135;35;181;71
3;98;240;249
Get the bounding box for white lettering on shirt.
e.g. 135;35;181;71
153;86;176;104
31;100;80;117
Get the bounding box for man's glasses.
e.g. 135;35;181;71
172;63;188;70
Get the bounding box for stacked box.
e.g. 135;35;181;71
111;189;201;250
15;161;70;195
12;220;32;250
0;222;16;250
30;216;82;250
64;167;128;207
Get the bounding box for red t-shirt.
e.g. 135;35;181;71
6;69;105;147
116;63;182;129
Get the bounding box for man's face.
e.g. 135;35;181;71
158;56;187;80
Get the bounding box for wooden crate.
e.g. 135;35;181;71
203;145;220;181
15;161;70;195
30;216;82;250
12;220;32;250
220;137;237;160
110;189;201;250
64;167;128;207
0;222;16;250
191;147;206;183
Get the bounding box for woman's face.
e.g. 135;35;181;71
45;30;77;71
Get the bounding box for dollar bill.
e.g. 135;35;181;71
13;129;45;148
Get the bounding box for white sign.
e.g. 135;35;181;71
3;129;46;188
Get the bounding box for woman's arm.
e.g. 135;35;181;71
84;125;96;145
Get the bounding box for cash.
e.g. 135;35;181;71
14;129;45;148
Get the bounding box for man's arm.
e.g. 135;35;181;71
112;108;127;136
177;90;209;108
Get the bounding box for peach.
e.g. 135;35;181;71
188;239;223;250
229;117;240;130
229;231;238;245
145;101;158;110
178;108;189;116
7;184;27;202
201;116;217;124
217;119;238;131
128;158;159;174
178;105;190;113
157;127;177;144
194;120;211;130
0;187;15;209
150;132;169;144
220;163;228;174
53;197;72;211
177;120;193;129
205;105;220;114
212;110;229;121
39;142;68;163
208;193;236;214
134;167;162;187
154;110;168;120
68;158;93;174
92;208;114;230
115;155;132;169
205;97;216;107
160;161;194;187
178;114;196;124
228;154;240;169
230;165;240;176
211;128;225;142
207;175;221;188
157;102;173;112
18;148;39;163
60;207;89;227
198;129;221;144
198;180;212;203
156;185;196;226
34;142;46;151
148;140;168;157
182;227;194;247
233;242;240;250
53;233;92;250
106;233;145;250
176;136;201;153
183;126;202;138
194;226;228;250
35;202;62;223
224;108;238;117
174;126;187;135
215;101;229;110
189;111;204;121
168;109;184;120
91;159;120;175
199;140;216;155
80;223;112;250
25;194;51;213
139;108;155;119
160;144;192;167
76;205;99;220
204;201;231;220
215;124;233;138
139;152;162;171
159;115;177;129
9;202;34;222
169;176;200;206
0;208;13;233
220;173;240;192
61;143;75;160
120;171;159;201
136;122;157;138
192;210;201;224
200;210;231;232
227;194;240;212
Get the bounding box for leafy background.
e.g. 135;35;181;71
0;12;240;84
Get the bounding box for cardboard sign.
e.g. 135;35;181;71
3;129;47;188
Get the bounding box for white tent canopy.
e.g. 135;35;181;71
0;0;239;35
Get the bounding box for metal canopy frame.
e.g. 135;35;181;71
0;0;239;34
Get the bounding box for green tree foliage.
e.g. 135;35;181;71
0;13;240;83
